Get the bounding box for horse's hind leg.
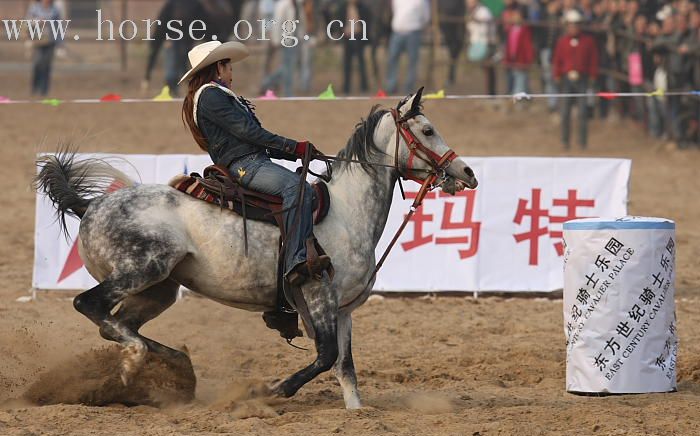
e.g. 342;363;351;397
272;279;339;398
334;311;361;409
73;271;173;385
112;278;187;361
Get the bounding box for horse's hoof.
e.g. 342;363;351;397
119;342;147;386
345;398;363;410
268;379;288;397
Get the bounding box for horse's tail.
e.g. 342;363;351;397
33;149;135;234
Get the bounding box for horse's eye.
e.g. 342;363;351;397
422;126;434;136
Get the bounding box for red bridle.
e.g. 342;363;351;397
390;107;458;204
359;108;458;291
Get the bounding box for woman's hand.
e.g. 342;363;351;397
294;141;324;159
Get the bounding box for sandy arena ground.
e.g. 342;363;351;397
1;62;700;435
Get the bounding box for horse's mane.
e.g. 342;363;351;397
334;105;389;175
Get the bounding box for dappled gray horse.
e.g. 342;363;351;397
35;90;477;409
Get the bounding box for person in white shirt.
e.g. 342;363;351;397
384;0;430;94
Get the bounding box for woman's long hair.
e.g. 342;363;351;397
181;60;229;152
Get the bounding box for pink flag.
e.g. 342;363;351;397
259;89;278;100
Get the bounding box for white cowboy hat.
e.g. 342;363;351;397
178;41;249;85
563;9;583;24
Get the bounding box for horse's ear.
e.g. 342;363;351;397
397;86;425;116
411;87;425;112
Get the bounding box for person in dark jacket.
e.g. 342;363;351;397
179;41;331;337
438;0;466;86
553;9;599;149
332;0;371;94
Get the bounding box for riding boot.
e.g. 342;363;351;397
262;311;302;340
262;239;303;341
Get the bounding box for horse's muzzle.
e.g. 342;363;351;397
445;159;478;190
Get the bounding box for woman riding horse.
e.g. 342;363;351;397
179;41;331;336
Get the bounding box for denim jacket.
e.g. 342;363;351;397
196;86;298;167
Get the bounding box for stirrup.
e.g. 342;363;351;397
262;311;303;340
286;255;331;286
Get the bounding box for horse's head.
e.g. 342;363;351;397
392;87;478;193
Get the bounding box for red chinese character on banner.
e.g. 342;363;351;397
435;190;481;259
401;190;481;259
513;188;549;266
401;192;437;251
549;189;595;255
513;189;594;265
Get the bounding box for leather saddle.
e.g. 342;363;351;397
169;164;330;233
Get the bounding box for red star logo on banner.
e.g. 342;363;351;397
57;179;127;283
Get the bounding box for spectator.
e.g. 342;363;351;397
504;8;535;95
26;0;62;96
299;0;317;93
553;9;599;149
333;0;370;94
467;0;498;96
259;0;278;76
500;1;523;94
624;14;649;121
438;0;466;87
384;0;430;94
654;13;693;139
261;0;301;96
537;0;563;112
688;7;700;145
647;48;667;138
668;14;694;140
590;0;614;119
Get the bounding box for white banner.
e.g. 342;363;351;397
33;155;630;292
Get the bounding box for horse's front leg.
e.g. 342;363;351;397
271;278;338;398
335;311;361;409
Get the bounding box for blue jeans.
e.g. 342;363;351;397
510;69;529;95
385;30;422;94
32;44;55;96
261;45;299;97
229;152;313;276
300;41;314;93
539;48;557;111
